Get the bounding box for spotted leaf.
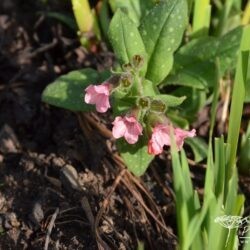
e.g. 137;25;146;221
117;135;153;176
139;0;188;85
108;9;148;75
42;69;110;111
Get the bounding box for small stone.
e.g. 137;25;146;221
52;157;65;168
0;193;6;211
60;164;80;191
19;156;35;172
0;124;21;154
3;212;20;229
29;201;44;228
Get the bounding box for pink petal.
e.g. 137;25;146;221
84;85;99;104
112;116;123;124
124;118;143;144
112;116;143;144
148;139;163;155
124;131;139;144
95;94;110;113
92;83;110;95
84;83;111;112
127;120;143;135
154;127;170;147
112;117;127;139
85;84;94;92
174;128;196;150
124;116;137;123
147;124;171;155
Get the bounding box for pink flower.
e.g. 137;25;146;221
174;128;196;150
148;125;171;155
84;83;111;113
112;116;143;144
148;124;196;155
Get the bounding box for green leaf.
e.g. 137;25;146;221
185;137;208;162
238;123;250;174
42;68;110;111
156;94;186;107
112;96;137;116
184;196;211;250
108;9;147;75
178;27;242;73
214;137;226;197
170;87;206;123
117;135;154;176
71;0;94;34
98;0;111;42
192;0;211;38
164;27;242;89
170;141;189;246
245;53;250;102
164;55;216;89
167;111;189;128
44;12;77;31
108;0;155;26
142;79;160;96
139;0;188;84
227;26;250;180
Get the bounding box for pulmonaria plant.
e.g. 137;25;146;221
83;51;196;174
42;0;195;176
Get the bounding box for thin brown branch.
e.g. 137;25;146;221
44;207;60;250
94;169;126;250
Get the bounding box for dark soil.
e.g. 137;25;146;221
0;1;249;250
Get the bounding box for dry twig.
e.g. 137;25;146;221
94;169;126;250
44;207;60;250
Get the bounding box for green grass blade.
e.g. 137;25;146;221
192;0;211;38
71;0;93;33
214;137;225;198
204;143;214;195
227;26;250;182
215;0;234;36
209;58;221;141
244;226;250;250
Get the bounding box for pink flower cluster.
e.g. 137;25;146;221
84;82;196;154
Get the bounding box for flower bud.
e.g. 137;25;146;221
122;63;133;72
119;73;133;88
146;112;166;127
138;97;151;110
150;99;166;113
132;55;144;69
